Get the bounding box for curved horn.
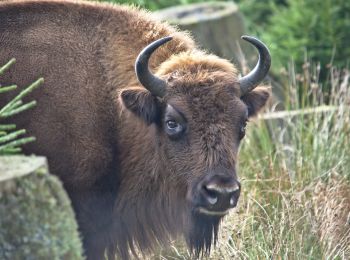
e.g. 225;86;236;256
135;36;172;97
239;36;271;96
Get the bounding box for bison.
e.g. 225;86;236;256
0;0;271;259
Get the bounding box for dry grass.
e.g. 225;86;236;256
311;173;350;259
153;175;350;260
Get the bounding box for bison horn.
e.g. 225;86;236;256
239;36;271;96
135;36;172;97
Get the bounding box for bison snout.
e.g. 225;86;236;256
197;175;241;216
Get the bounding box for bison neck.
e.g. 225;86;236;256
113;118;222;258
113;118;187;258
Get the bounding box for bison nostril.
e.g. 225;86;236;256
203;186;218;205
230;197;236;206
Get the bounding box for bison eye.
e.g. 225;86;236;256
167;120;178;129
165;120;184;138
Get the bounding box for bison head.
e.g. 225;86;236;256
118;36;270;256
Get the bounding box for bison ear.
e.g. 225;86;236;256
241;87;270;117
120;88;160;124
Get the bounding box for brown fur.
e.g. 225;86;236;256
0;1;270;259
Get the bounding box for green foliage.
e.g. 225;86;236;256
235;0;287;32
0;59;43;155
235;0;350;72
262;0;350;74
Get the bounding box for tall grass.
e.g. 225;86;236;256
242;61;350;182
234;62;350;259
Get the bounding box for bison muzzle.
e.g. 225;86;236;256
0;1;271;259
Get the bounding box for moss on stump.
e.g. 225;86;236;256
0;156;83;260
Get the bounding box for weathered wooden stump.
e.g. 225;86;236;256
0;156;83;259
154;2;253;65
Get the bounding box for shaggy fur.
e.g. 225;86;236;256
0;1;270;259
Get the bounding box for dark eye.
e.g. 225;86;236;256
165;120;184;138
239;122;247;140
167;120;178;129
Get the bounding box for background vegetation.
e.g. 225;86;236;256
0;59;43;155
234;64;350;258
260;0;350;81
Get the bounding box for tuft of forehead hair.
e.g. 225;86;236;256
156;51;239;89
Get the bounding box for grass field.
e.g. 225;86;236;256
233;64;350;259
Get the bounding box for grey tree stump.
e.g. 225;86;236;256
154;2;254;65
0;156;83;260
